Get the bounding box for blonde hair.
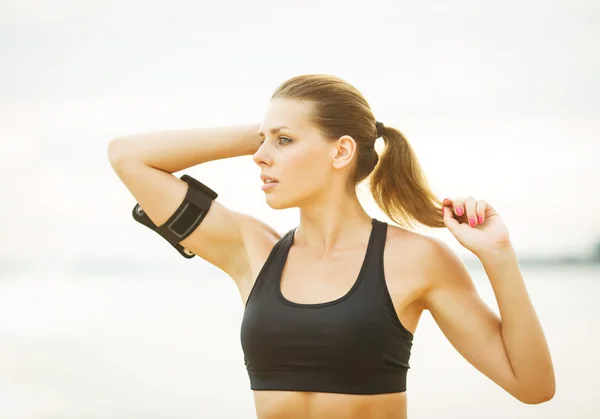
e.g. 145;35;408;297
271;74;444;229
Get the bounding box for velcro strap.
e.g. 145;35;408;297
131;174;218;259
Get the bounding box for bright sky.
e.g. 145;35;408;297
1;0;599;268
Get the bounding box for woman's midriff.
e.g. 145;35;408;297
252;390;407;419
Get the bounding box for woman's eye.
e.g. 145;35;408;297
260;137;292;145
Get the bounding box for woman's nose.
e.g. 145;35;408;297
252;143;272;166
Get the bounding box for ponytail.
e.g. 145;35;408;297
369;125;444;229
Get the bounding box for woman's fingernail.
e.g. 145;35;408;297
456;208;464;216
469;217;476;227
478;215;484;224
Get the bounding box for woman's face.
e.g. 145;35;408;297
253;98;347;210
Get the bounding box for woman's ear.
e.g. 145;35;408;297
331;135;357;169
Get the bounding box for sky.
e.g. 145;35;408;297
1;0;599;269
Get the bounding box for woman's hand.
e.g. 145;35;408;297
442;196;512;256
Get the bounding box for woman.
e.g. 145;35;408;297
108;74;555;419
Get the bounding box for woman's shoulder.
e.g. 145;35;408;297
385;224;456;289
385;223;443;255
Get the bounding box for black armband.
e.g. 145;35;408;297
132;174;218;259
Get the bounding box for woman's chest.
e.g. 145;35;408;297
279;247;369;305
279;244;428;327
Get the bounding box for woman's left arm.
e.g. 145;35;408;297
420;196;555;404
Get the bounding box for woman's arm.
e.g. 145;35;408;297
108;123;262;173
417;196;555;404
479;246;555;397
107;123;279;281
420;240;555;404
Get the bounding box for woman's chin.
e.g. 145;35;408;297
266;200;289;210
265;194;293;210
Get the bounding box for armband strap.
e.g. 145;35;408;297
132;174;218;259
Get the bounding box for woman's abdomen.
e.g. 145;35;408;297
253;390;407;419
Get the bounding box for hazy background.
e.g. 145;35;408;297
1;0;599;418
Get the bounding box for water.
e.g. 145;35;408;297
0;265;598;419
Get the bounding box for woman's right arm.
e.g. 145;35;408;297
107;124;280;284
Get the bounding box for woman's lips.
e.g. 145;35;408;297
261;181;278;191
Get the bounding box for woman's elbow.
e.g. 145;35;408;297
516;383;556;405
108;137;136;168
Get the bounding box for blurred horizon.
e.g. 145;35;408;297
2;102;599;267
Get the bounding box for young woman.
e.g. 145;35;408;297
108;74;555;419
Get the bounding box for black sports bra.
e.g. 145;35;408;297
240;218;414;394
